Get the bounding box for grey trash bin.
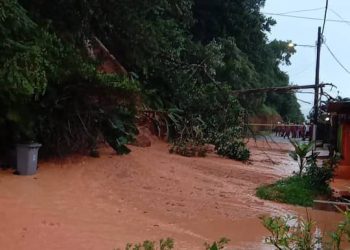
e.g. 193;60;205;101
16;143;42;175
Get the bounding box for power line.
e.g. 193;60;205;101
293;63;315;78
324;43;350;74
329;8;350;28
262;12;350;24
279;7;324;15
321;0;329;35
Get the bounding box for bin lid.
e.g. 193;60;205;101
17;143;42;148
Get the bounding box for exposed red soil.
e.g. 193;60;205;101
0;139;345;249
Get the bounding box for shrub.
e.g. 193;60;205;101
204;238;230;250
169;116;207;158
262;212;350;250
256;175;331;207
257;140;339;207
214;129;250;161
169;140;207;158
289;139;314;176
216;140;250;161
262;214;321;250
305;152;340;190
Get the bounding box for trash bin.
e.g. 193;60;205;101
16;143;42;175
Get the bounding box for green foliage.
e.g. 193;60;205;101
2;0;305;157
305;152;340;190
263;212;350;250
204;238;230;250
0;0;139;156
289;140;314;176
100;107;138;155
0;0;46;97
96;73;140;92
256;176;327;207
329;212;350;250
119;238;229;250
139;94;184;140
262;214;322;250
169;140;207;158
168;116;207;157
216;139;250;161
257;145;339;207
122;238;174;250
214;128;250;161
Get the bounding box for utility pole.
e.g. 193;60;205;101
312;26;322;145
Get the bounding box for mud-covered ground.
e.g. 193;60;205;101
0;139;344;249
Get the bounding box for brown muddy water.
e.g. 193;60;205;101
0;139;345;249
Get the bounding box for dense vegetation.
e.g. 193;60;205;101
1;0;303;158
257;140;339;206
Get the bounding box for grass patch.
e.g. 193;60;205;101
256;176;331;207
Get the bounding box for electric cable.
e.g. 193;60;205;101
324;43;350;74
262;12;350;24
321;0;329;35
279;7;324;15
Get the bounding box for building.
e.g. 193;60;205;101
328;101;350;178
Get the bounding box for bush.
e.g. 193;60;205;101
305;152;340;190
262;212;350;250
214;129;250;161
262;214;321;250
216;140;250;161
257;140;339;207
169;116;208;158
289;139;314;176
256;175;331;207
169;140;207;158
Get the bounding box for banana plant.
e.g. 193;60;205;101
289;139;315;176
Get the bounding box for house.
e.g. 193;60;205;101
328;101;350;178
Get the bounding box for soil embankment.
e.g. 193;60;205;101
0;139;344;249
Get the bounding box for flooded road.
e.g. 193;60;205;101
0;139;345;249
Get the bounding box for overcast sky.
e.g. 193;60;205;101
263;0;350;118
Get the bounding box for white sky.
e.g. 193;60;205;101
263;0;350;118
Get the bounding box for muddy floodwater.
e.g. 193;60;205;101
0;139;345;249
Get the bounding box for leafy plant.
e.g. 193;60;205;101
305;151;340;190
256;149;339;207
216;139;250;161
214;128;250;161
289;140;314;176
139;106;184;141
262;213;322;250
263;211;350;250
256;176;326;207
204;238;230;250
121;238;174;250
168;116;208;157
